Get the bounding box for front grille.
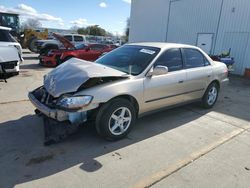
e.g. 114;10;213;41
1;61;17;69
33;87;57;108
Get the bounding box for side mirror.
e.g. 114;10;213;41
147;66;168;77
85;47;90;51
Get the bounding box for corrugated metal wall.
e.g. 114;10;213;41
167;0;222;48
214;0;250;74
129;0;170;42
129;0;250;75
167;0;250;75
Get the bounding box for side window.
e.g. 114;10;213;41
154;48;183;72
64;35;73;42
74;35;83;42
182;48;208;68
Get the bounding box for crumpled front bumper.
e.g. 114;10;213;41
28;92;87;124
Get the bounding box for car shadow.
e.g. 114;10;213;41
23;56;39;60
20;63;50;71
0;105;203;188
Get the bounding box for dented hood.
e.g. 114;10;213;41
44;58;127;97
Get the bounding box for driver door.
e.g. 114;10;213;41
143;48;187;112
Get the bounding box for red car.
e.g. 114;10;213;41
39;33;116;67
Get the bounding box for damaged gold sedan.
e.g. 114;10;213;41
29;43;229;145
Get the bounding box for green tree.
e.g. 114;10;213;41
77;25;107;36
77;27;87;35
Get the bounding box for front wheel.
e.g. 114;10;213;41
95;98;136;140
202;82;219;108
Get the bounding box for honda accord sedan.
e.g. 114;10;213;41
29;42;228;143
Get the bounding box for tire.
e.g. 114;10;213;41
202;82;219;109
27;37;38;53
40;47;51;56
95;98;136;140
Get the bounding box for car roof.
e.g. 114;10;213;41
0;26;12;31
127;42;198;50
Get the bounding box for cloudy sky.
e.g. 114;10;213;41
0;0;131;35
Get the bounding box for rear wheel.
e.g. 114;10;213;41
95;98;136;140
202;82;219;108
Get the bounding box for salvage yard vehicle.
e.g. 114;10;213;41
210;49;235;71
0;26;23;75
0;26;22;58
0;45;23;82
37;33;87;56
40;41;115;67
28;42;228;144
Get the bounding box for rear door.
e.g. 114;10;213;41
181;48;212;101
143;48;187;112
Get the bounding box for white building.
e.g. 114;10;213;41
129;0;250;75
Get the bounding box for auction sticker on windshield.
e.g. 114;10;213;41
140;49;156;55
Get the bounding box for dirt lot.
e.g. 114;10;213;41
0;51;250;188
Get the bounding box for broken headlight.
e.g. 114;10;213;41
57;95;93;110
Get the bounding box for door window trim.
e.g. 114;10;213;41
181;48;211;69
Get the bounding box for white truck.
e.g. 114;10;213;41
36;34;87;55
0;26;23;77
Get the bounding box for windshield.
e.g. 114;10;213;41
75;43;87;50
95;45;160;75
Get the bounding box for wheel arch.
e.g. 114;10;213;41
209;79;220;89
106;94;140;117
44;44;59;49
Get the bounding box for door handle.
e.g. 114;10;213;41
178;80;184;83
208;75;211;78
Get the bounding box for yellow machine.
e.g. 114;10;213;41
21;28;48;52
0;12;48;52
